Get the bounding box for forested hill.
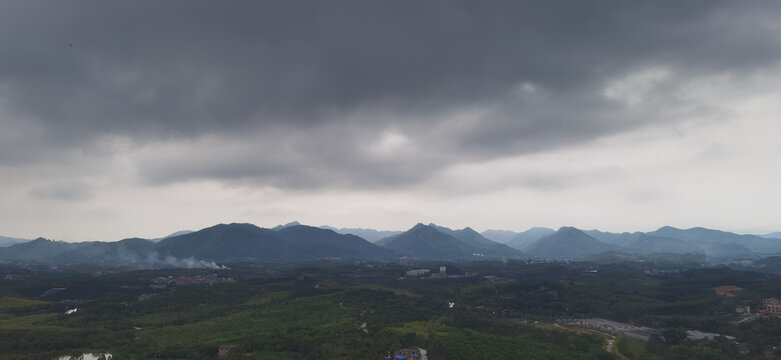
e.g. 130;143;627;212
2;223;780;268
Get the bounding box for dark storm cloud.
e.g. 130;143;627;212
1;1;780;188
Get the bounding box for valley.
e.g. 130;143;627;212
2;259;781;359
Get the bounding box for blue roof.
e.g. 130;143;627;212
394;356;406;359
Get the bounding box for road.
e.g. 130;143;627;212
554;323;619;356
605;339;615;353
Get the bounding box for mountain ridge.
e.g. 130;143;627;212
2;223;780;268
507;227;555;250
524;227;620;260
0;236;29;247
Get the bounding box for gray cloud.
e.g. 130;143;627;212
2;1;780;189
29;181;93;201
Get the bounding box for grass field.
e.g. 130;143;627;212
0;296;47;312
614;337;647;360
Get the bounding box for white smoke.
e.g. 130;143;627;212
109;249;226;270
160;255;226;269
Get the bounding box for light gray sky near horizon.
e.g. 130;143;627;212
1;1;780;241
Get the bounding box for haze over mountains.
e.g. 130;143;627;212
0;236;28;247
0;222;780;269
522;227;620;260
324;227;402;243
505;227;556;251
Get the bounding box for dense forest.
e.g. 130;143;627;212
1;260;781;359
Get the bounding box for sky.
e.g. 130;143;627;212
1;1;781;241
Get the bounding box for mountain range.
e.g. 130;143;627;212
479;229;517;244
484;226;781;257
505;227;556;250
0;224;398;268
523;227;620;260
0;236;30;247
1;222;780;268
762;232;781;239
318;226;402;243
376;223;522;259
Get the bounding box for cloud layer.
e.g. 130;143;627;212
1;1;781;239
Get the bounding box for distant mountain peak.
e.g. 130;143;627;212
163;230;193;238
411;223;430;230
525;227;617;260
154;222;392;261
272;221;302;231
377;223;521;259
481;229;518;244
330;227;402;243
150;230;194;242
558;226;580;232
656;225;680;231
506;227;556;251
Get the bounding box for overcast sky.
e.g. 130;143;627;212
1;1;780;241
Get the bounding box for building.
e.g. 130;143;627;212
218;344;234;357
405;269;430;276
686;330;736;341
763;298;781;316
557;318;656;341
390;348;425;360
736;306;751;315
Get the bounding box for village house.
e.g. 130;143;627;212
762;298;781;316
218;344;234;357
405;269;430;276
